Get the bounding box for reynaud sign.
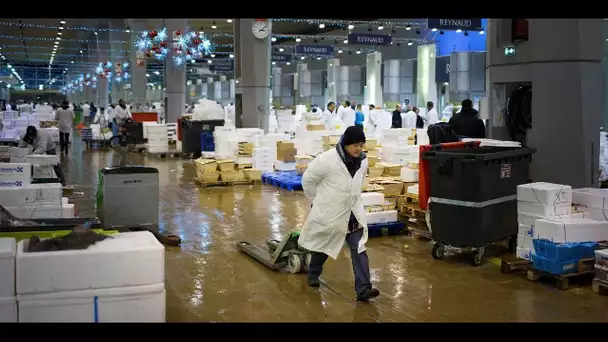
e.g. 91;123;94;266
347;33;392;46
427;18;483;31
295;45;334;55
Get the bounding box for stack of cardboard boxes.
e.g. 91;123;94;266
194;158;262;184
275;141;296;172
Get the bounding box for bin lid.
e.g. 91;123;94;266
101;166;159;174
423;146;536;161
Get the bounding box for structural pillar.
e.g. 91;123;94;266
96;29;110;109
326;58;340;105
416;44;438;108
164;19;187;123
366;51;383;107
487;19;604;187
234;19;272;130
129;19;148;107
110;19;127;105
295;63;308;106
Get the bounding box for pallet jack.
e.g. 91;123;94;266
236;232;312;274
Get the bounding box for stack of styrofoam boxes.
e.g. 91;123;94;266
26;154;59;180
16;231;166;322
2;111;17;141
146;124;169;154
166;122;178;149
0;162;31;189
0;183;64;219
252;147;275;173
0;238;17;322
40;127;60;143
214;126;237;160
362;192;399;225
572;188;608;221
294;129;325;157
13;118;29;139
9;147;30;163
276;109;296;133
0;146;10;160
516;182;573;260
380;129;418;165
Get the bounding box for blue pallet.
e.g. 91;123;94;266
533;240;598;261
367;221;406;237
531;253;580;276
261;171;303;191
200;132;215;152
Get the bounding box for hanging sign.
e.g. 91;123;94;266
427;19;483;31
347;33;392;46
435;56;450;83
272;54;292;62
210;61;233;72
295;45;334;55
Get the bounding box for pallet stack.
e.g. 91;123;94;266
194;158;262;187
146;124;169;154
361;191;403;237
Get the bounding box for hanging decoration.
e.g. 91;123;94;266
134;27;214;66
135;28;169;62
113;62;130;83
96;61;112;79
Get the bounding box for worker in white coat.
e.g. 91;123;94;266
338;100;356;128
300;126;380;302
55;100;75;155
321;101;336;130
402;104;418;128
425;101;439;127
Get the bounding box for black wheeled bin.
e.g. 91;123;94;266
423;146;536;265
180;119;225;156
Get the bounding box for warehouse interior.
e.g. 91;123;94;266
0;18;608;322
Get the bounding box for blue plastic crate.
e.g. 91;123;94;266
367;221;405;237
531;253;579;275
533;240;598;261
200;132;215;152
261;171;302;191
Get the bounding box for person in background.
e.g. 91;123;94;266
366;104;379;133
89;102;97;124
391;104;403;128
5;102;12;111
186;102;195;114
322;102;336;129
81;102;90;124
114;99;130;129
414;107;424;129
300;125;380;302
19;101;32;114
55;100;75;155
403;104;418;129
339;100;356;128
449;99;486;139
350;101;357;111
354;104;365;129
19;126;66;186
425;101;439;127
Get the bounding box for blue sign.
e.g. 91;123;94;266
427;19;483;31
347;33;392;46
272;54;291;62
210;61;233;72
435;56;450;83
295;45;334;55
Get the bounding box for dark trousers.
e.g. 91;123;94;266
59;132;70;154
46;148;66;185
307;228;372;296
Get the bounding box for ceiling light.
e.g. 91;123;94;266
406;25;412;31
154;71;160;75
207;59;212;64
126;29;131;33
271;37;277;42
338;49;343;54
57;32;62;35
94;32;98;35
319;23;325;29
59;26;64;30
211;22;217;29
64;68;68;71
60;20;66;24
71;61;74;64
456;29;462;33
295;38;301;42
227;19;233;23
146;73;150;77
343;39;348;44
316;56;321;60
271;61;276;65
378;25;384;30
348;24;354;29
229;54;234;58
300;56;305;60
286;62;291;65
431;28;438;32
56;37;61;41
279;48;284;52
79;50;83;53
211;54;215;58
479;30;485;35
407;41;413;46
356;49;361;54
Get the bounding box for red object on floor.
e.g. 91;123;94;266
418;141;481;210
131;112;158;123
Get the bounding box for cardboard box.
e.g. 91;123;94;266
517;182;572;205
220;171;236;182
244;169;262;181
197;171;220;183
377;163;402;177
195;159;218;173
366;150;378;158
217;160;235;172
276;141;295;150
307;124;325;131
322;135;341;146
367;156;378;168
277;148;297;162
375;180;404;197
517;202;571;217
534;218;608;243
364;139;377;151
368;167;384;178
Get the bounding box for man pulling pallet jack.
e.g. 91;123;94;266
238;126;380;301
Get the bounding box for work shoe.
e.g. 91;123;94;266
307;278;321;287
356;288;380;302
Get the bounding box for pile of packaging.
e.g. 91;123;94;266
194;158;262;184
144;123;169;154
361;192;398;225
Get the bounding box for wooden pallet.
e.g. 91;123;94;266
500;257;532;274
592;278;608;295
526;258;595;290
195;178;262;188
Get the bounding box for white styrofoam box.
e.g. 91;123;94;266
517;201;570;217
147;146;169;154
33;165;56;179
237;157;253;165
517;182;572;205
415;128;430;146
361;192;385;207
18;283;165;323
518;223;533;237
516;247;532;260
572;188;608;209
0;163;31;188
517;212;570;227
0;238;16;298
0;183;62;207
16;231;164;295
0;297;17;322
201;151;216;159
534;218;608;243
275;161;296;172
5;203;63;219
253;147;274;158
4;130;18;140
400;167;419;182
62;203;75;218
581;208;608;221
407;184;419;195
9;147;29;158
9;157;26;164
62;197;69;205
366;210;398;225
517;234;534;250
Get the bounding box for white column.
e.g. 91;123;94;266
129;19;148;108
164;19;187;123
416;44;438;108
110;19;126;105
326;58;340;105
96;30;109;108
365;51;383;107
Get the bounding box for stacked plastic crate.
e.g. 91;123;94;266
516;183;573;260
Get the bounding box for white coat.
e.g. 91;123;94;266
114;105;130;125
339;107;356;128
55;108;75;133
81;104;90;119
425;108;439;127
299;148;369;260
403;110;418;128
321;109;335;129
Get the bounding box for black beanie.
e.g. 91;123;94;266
342;125;366;146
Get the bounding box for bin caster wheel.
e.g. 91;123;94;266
287;254;302;274
431;243;445;260
472;247;485;266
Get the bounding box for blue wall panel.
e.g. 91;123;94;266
435;19;488;56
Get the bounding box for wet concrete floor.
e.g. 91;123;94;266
63;145;608;322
